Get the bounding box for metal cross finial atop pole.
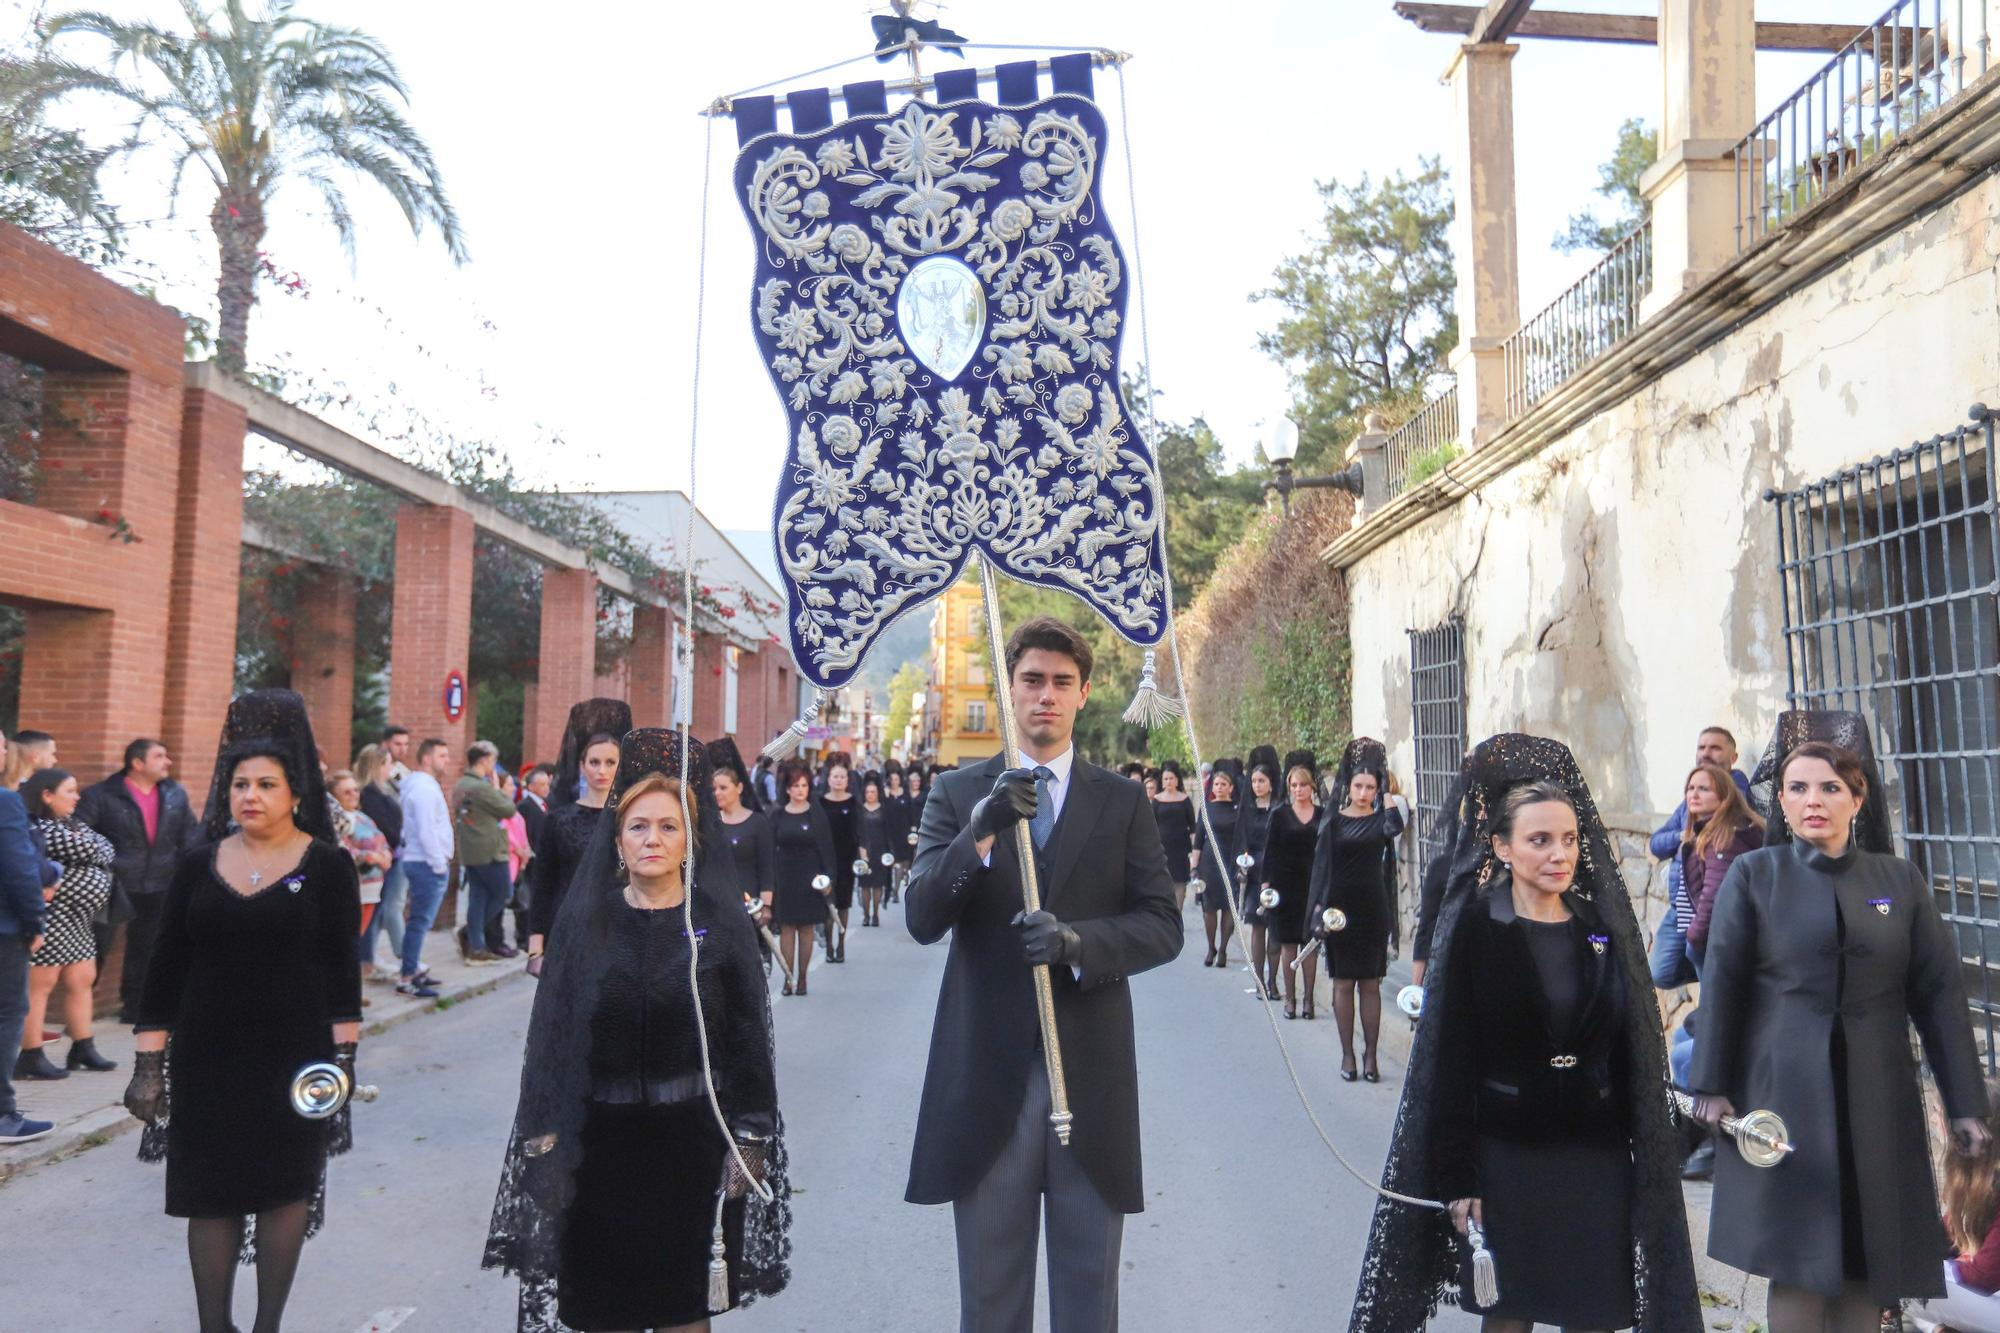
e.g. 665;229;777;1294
974;553;1075;1145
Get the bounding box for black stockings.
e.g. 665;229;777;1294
186;1200;309;1333
1332;979;1383;1070
1767;1281;1880;1333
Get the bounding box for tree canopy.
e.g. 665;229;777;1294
1256;158;1456;471
1555;117;1656;255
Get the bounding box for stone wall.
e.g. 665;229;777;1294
1343;166;2000;821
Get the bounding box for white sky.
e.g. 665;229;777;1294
23;0;1869;532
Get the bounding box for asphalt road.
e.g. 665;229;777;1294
3;899;1476;1331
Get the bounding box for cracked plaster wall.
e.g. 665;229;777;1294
1346;165;2000;926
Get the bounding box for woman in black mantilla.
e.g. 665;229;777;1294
1151;760;1198;913
1262;762;1323;1019
854;774;892;928
1236;745;1281;997
1352;734;1700;1333
526;699;631;970
1691;712;1989;1330
484;729;791;1333
708;739;775;970
122;689;363;1333
1195;767;1239;968
817;754;859;962
770;761;837;997
1309;739;1405;1083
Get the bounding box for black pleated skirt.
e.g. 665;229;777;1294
557;1099;747;1331
1459;1136;1635;1327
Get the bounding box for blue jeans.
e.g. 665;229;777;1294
1670;1022;1695;1090
363;858;408;964
462;861;511;953
0;934;28;1117
400;863;447;979
1649;902;1698;989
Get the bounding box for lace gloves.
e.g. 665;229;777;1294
123;1049;167;1124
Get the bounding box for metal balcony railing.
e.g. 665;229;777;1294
1736;0;1993;250
1502;219;1653;421
1382;386;1459;501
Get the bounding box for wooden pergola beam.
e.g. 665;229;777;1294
1461;0;1538;45
1393;3;1902;53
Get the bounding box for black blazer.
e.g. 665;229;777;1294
904;752;1182;1214
1429;879;1631;1201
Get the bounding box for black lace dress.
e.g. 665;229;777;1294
720;810;774;901
1309;807;1406;979
1261;803;1320;945
555;893;777;1330
134;840;361;1218
1235;798;1276;924
528;803;604;942
819;793;858;911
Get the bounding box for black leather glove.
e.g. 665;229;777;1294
1013;909;1080;968
969;768;1040;843
124;1048;166;1124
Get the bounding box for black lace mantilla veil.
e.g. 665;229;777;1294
143;688;347;1261
1350;734;1701;1333
1333;738;1389;802
484;728;792;1332
548;698;634;811
1748;709;1895;853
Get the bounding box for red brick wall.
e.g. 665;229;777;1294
692;631;724;739
388;503;475;775
293;568;355;771
531;567;597;764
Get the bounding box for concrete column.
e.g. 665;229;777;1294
1641;0;1755;317
1444;42;1522;449
158;372;246;799
389;503;475;774
1346;412;1391;521
293;569;356;770
530;567;598;766
629;606;674;728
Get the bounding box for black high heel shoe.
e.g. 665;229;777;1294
1363;1058;1381;1083
1340;1060;1359;1083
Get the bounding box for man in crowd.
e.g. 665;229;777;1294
77;739;199;1022
381;725;412;786
905;615;1183;1332
454;741;519;965
0;732;53;1143
11;730;56;775
396;738;454;999
516;765;551;847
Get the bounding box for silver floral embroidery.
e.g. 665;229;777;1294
738;95;1165;687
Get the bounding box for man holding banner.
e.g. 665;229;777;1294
904;615;1182;1333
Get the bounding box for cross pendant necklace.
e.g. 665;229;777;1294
243;836;286;887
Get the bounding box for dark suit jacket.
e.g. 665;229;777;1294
904;751;1182;1214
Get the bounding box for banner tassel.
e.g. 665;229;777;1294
707;1189;731;1312
1121;649;1183;728
761;688;827;760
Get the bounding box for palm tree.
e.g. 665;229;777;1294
1;0;466;374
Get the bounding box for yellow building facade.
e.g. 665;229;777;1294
926;577;1001;767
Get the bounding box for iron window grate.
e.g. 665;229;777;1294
1408;618;1467;883
1770;405;2000;1064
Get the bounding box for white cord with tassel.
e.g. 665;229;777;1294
707;1190;731;1313
1120;649;1182;727
761;687;826;760
1465;1217;1501;1307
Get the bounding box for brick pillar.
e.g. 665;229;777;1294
389;503;475;774
530;567;598;765
159;375;247;799
628;606;673;727
690;632;724;738
292;569;355;771
520;682;540;767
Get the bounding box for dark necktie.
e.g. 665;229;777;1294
1030;765;1056;849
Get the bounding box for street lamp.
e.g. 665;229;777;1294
1261;415;1363;516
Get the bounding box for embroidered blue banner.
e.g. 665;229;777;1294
734;87;1166;691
